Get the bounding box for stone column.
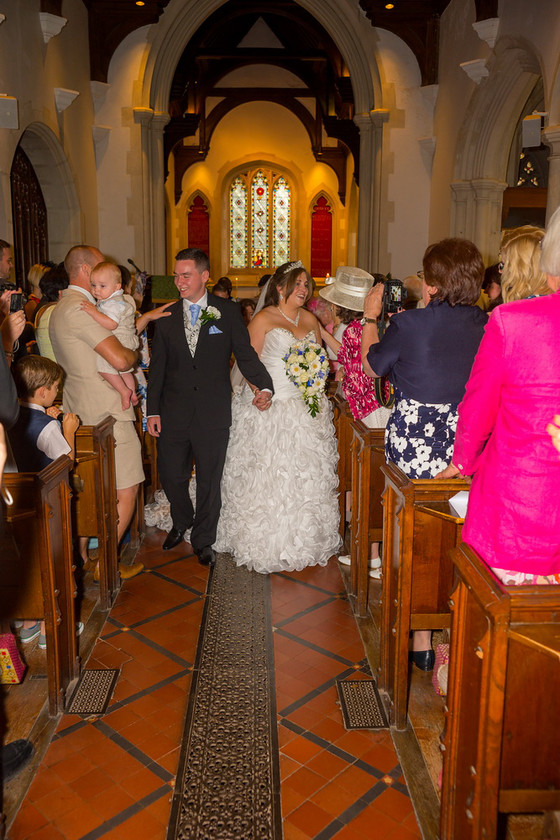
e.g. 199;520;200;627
471;178;507;264
542;125;560;222
133;107;170;274
354;109;389;273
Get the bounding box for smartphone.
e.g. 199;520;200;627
9;292;23;313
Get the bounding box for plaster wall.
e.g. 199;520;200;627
0;0;98;258
95;25;152;266
373;28;434;277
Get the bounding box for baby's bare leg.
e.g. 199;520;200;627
120;371;139;405
100;371;136;410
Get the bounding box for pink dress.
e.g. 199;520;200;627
337;320;382;421
453;291;560;577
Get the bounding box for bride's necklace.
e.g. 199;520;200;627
277;305;300;327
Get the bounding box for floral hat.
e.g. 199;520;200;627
319;266;374;312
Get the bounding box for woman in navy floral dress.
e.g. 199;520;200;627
360;238;488;669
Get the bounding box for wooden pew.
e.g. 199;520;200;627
331;394;353;546
441;543;560;840
379;462;469;729
349;420;385;616
1;457;79;716
73;417;119;610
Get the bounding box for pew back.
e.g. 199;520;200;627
380;462;469;729
332;394;353;545
73;418;119;609
441;544;560;840
2;457;79;715
350;420;385;615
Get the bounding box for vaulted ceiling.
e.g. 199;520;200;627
39;0;499;202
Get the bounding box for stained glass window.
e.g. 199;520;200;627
273;177;291;268
516;148;548;188
251;170;269;268
230;176;247;269
229;168;291;270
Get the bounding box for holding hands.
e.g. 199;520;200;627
252;389;272;411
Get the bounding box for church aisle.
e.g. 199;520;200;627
9;531;420;840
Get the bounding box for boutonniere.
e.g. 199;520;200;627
199;306;221;326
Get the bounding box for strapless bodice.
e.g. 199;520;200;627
260;328;316;400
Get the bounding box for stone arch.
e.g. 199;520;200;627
143;0;380;115
134;0;384;272
450;37;542;262
16;123;81;262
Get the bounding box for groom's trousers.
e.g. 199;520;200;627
157;415;230;551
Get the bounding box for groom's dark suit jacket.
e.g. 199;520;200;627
146;292;273;432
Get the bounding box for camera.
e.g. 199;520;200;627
9;292;23;313
373;274;407;320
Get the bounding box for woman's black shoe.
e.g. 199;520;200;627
409;649;435;671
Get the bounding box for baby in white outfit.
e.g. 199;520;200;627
80;262;139;410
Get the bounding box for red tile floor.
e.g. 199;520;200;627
10;530;420;840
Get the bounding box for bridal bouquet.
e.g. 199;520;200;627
284;338;330;417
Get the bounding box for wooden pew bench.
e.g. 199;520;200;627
1;456;79;716
441;543;560;840
379;462;470;729
73;417;119;609
331;394;353;548
349;420;385;617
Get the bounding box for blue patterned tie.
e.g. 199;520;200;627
189;303;201;326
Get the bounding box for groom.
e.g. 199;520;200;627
147;248;273;565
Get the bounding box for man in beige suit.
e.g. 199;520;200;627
50;245;144;578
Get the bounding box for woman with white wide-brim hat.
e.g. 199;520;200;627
319;266;392;578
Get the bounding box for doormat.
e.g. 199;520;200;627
65;669;120;716
337;678;389;730
168;556;282;840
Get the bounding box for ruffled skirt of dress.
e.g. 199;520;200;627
214;391;341;574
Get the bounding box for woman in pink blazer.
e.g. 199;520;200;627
438;209;560;585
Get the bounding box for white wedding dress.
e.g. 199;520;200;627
214;328;341;573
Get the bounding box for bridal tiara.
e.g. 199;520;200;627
280;260;304;276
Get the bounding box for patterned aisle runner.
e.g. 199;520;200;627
167;556;283;840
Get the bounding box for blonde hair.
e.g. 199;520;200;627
500;226;549;303
541;205;560;277
90;261;121;287
27;263;47;293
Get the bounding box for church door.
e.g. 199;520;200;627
10;145;49;289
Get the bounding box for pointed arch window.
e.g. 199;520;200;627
229;168;291;270
187;194;210;256
310;195;333;278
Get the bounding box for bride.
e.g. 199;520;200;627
214;260;341;573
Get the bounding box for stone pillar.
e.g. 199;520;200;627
542;125;560;222
133;107;170;274
354;109;389;273
471;178;507;264
450;181;475;241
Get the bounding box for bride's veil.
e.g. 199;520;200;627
230;277;273;394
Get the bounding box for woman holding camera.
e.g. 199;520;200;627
361;238;488;669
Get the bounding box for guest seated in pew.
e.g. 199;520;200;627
361;238;488;669
436;209;560;586
8;354;81;648
319;267;392;578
